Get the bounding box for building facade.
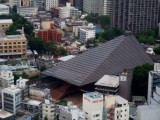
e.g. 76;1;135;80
0;4;10;15
83;0;99;14
21;0;30;6
44;0;59;11
111;0;159;33
0;19;13;32
0;35;27;59
83;92;103;120
98;0;112;16
8;0;21;7
17;7;38;16
2;85;22;114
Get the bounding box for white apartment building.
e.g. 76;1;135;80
0;70;14;92
17;6;38;16
83;92;103;120
105;95;129;120
2;85;22;114
8;0;21;7
83;0;99;14
137;104;160;120
59;3;81;18
98;0;112;16
42;99;55;120
60;105;85;120
44;0;59;11
0;4;10;15
79;25;96;42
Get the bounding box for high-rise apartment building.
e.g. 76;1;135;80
111;0;159;33
8;0;21;7
83;0;99;14
44;0;59;11
98;0;112;16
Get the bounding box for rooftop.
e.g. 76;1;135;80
84;92;103;99
3;85;21;93
115;95;128;104
0;19;12;24
0;35;26;41
43;35;153;86
26;99;42;106
95;75;119;87
0;109;13;119
138;104;160;110
58;55;76;62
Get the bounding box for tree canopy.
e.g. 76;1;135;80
154;47;160;55
132;63;153;97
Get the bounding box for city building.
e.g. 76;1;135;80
8;0;21;8
0;35;27;59
44;0;59;11
17;7;38;16
41;21;54;29
83;0;99;14
136;104;160;120
0;19;13;31
60;105;85;120
0;4;10;15
20;0;30;6
79;27;96;42
36;29;63;43
30;0;44;9
111;0;159;33
95;75;119;95
74;0;83;11
98;0;112;16
0;109;15;120
105;95;129;120
2;85;22;114
42;99;55;120
0;70;14;93
83;92;103;120
58;2;81;18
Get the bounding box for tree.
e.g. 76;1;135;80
44;116;48;120
22;72;29;79
33;115;39;120
43;41;57;55
132;64;153;97
12;5;17;14
56;47;67;56
40;66;46;71
154;47;160;55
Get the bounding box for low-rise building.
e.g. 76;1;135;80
83;92;103;120
0;109;15;120
0;4;10;15
0;19;13;31
17;7;38;16
95;75;119;95
0;35;27;59
105;95;129;120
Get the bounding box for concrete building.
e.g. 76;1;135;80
59;2;81;18
83;0;99;14
0;70;14;92
2;85;22;114
44;0;59;11
111;0;159;33
74;0;83;11
83;92;103;120
17;6;38;16
0;35;27;59
0;109;15;120
8;0;21;7
105;95;129;120
0;4;10;15
42;99;55;120
98;0;112;16
60;105;85;120
0;19;13;32
20;0;30;6
41;20;54;29
95;75;119;95
30;0;44;9
137;104;160;120
79;27;95;42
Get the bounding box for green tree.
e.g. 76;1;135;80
22;72;29;79
40;66;46;71
132;64;153;97
44;41;57;55
12;5;17;14
56;47;67;56
44;116;48;120
154;47;160;55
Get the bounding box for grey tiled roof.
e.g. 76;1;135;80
42;35;153;86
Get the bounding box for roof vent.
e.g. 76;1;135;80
124;31;132;36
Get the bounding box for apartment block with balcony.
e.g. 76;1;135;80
0;19;13;32
0;35;27;59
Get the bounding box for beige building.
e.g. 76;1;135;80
0;19;13;31
21;0;30;6
0;35;27;59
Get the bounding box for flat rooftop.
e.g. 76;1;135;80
58;55;75;62
3;85;21;93
0;109;13;118
95;75;119;87
26;99;42;106
0;35;26;41
84;92;103;99
116;95;128;104
0;19;12;24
